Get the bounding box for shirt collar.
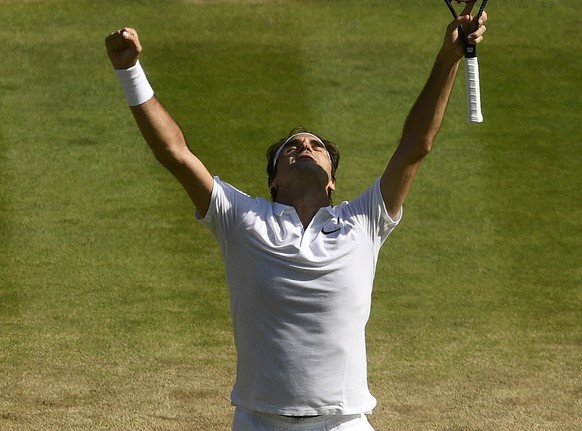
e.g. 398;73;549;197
272;202;335;217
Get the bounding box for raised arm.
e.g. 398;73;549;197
105;28;214;217
381;2;488;219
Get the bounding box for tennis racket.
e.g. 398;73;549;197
444;0;489;123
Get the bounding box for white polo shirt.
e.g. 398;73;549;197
197;176;401;416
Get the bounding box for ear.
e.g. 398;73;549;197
327;179;336;193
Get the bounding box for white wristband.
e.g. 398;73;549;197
114;60;154;106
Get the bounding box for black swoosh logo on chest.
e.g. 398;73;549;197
321;227;341;235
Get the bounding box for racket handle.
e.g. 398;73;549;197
465;57;483;123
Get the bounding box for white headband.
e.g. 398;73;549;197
272;132;332;170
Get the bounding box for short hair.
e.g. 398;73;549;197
266;127;340;202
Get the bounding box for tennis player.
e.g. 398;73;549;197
105;3;487;430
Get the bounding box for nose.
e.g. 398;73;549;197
298;138;316;152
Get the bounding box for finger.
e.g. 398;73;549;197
120;27;142;53
456;14;472;30
105;30;129;50
470;34;484;45
467;10;488;41
468;25;486;43
105;34;123;52
105;28;141;51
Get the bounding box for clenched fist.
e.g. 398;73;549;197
105;28;143;70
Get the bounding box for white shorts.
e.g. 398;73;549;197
232;407;376;431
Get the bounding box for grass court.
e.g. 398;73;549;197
1;0;580;429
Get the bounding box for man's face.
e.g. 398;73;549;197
270;133;335;191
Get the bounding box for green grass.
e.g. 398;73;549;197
1;0;581;430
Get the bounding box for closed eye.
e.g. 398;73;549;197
282;144;298;155
282;139;326;155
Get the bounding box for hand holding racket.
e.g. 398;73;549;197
444;0;489;123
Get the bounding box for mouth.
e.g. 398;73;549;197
297;153;316;162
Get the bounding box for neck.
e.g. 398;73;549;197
276;186;331;228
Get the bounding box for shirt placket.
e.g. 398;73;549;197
299;209;332;250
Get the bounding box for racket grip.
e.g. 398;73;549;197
464;57;483;123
